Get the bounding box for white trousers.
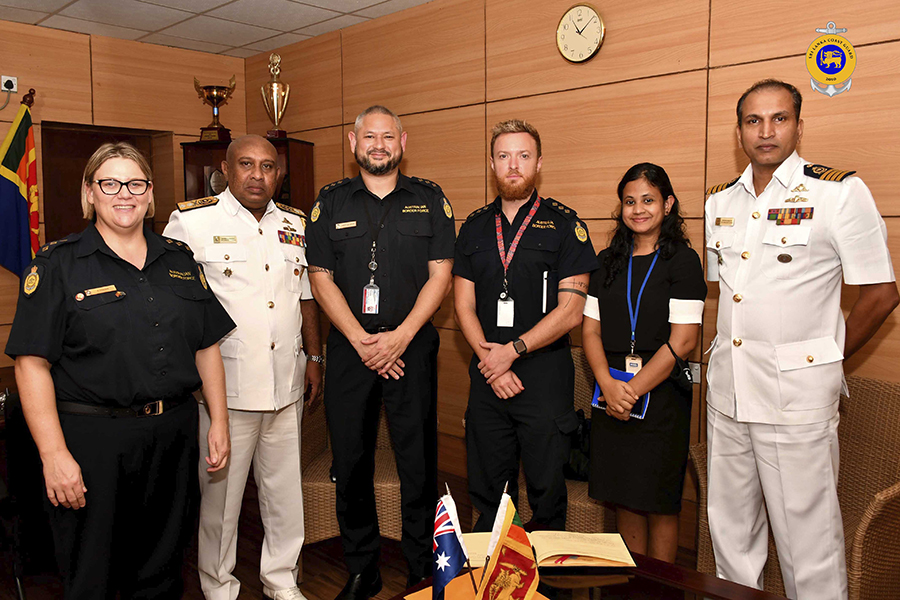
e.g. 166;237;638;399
707;406;846;600
198;402;305;600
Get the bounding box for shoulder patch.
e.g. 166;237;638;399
319;178;351;195
276;202;306;217
162;236;194;256
573;220;589;244
177;196;219;212
22;264;43;297
706;177;740;197
465;204;493;222
545;198;578;219
804;164;856;182
35;235;79;258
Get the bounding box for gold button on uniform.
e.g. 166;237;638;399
295;257;300;263
267;301;275;308
741;251;750;260
715;241;722;248
733;338;742;347
259;228;263;235
733;294;742;302
293;268;300;276
265;264;269;271
224;254;230;260
752;212;760;219
781;237;787;244
807;355;814;363
271;342;275;350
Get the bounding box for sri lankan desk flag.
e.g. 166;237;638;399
476;495;538;600
0;103;40;277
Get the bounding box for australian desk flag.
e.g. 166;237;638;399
0;103;40;277
433;493;468;599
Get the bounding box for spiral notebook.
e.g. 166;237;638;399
591;367;650;420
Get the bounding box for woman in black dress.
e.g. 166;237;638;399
582;163;706;562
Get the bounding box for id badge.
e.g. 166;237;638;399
625;353;643;374
363;283;380;314
497;297;514;328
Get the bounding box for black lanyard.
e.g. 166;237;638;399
363;197;394;274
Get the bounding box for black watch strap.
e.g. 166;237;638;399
513;338;527;355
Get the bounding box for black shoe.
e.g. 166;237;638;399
406;573;428;589
335;567;382;600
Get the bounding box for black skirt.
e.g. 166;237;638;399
588;377;692;514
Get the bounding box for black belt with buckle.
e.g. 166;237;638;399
364;326;395;334
56;398;189;418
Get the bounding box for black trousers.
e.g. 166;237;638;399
324;323;439;577
48;399;198;600
466;346;577;532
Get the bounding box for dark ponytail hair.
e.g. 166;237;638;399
603;163;690;287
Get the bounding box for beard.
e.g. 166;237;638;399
355;147;403;176
494;169;537;201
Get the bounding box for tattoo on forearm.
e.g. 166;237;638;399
308;266;333;274
558;287;588;299
569;281;588;290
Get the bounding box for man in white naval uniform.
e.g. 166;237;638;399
704;79;898;600
164;135;323;600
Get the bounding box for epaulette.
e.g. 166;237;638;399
706;177;740;196
319;178;351;195
276;202;306;217
36;234;80;257
177;196;218;212
804;164;856;182
465;204;493;221
545;198;578;219
162;236;194;256
411;176;443;192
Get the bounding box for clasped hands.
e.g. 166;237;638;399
478;341;524;400
598;376;639;421
355;328;412;379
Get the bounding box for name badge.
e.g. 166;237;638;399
497;297;515;328
625;354;642;374
715;217;734;227
363;282;379;314
85;284;117;296
336;221;357;230
213;235;237;243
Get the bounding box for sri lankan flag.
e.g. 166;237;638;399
0;103;40;277
476;495;538;600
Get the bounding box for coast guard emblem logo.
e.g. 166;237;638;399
806;22;856;97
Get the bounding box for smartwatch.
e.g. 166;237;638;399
512;338;527;356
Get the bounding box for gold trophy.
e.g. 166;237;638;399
194;75;236;142
261;53;290;138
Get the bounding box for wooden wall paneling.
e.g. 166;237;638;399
91;36;246;136
293;126;345;194
0;366;15;393
0;268;19;327
485;0;708;101
709;0;900;68
706;43;900;215
151;133;176;228
438;431;468;480
435;220;465;332
341;0;485;121
0;326;12;369
486;70;708;220
437;328;472;439
245;32;343;134
0;21;92;125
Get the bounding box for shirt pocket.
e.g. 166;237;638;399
219;337;242;398
280;245;307;293
396;219;433;256
774;336;843;410
706;228;735;279
74;291;128;351
202;245;250;292
170;284;212;346
761;226;811;280
327;223;368;261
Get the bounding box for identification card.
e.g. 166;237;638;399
363;283;380;314
497;297;515;328
625;353;643;374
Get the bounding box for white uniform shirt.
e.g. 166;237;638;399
705;151;894;425
164;188;312;411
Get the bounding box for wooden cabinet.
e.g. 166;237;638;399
181;138;315;213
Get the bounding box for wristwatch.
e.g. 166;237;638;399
512;338;527;356
307;354;325;364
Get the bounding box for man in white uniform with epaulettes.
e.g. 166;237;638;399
704;79;898;600
164;135;323;600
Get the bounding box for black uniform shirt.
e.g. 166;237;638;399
5;222;235;407
306;172;456;330
453;191;598;344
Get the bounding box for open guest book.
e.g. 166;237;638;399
462;531;635;568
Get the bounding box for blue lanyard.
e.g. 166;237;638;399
626;247;659;354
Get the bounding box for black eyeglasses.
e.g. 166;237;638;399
93;179;151;195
